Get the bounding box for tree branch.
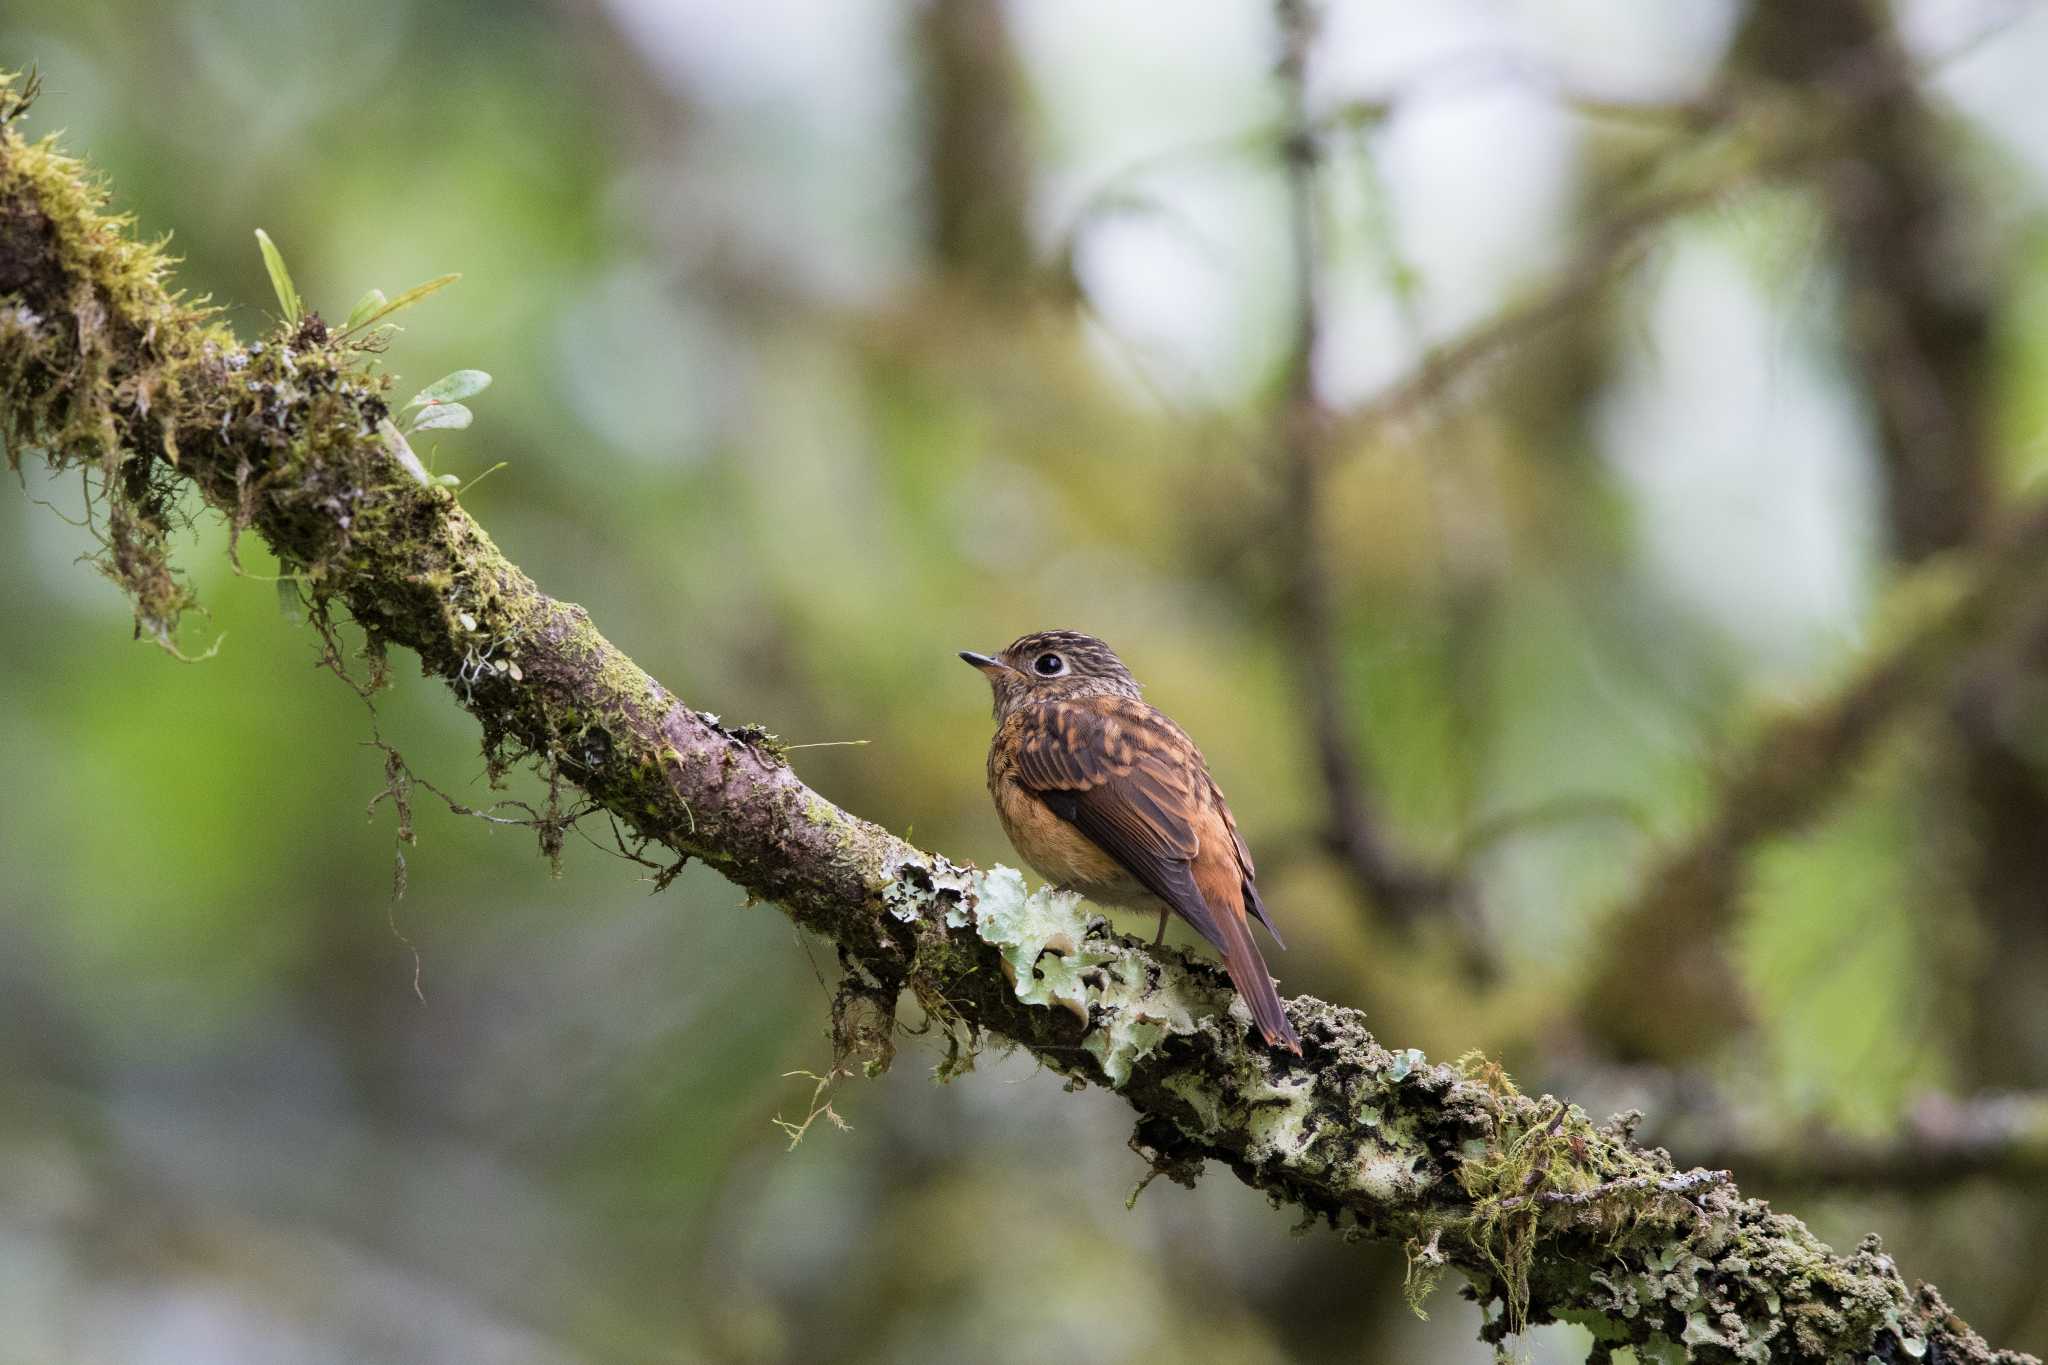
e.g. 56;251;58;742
1739;0;1992;562
0;80;2032;1363
1683;1090;2048;1195
916;0;1035;295
1320;11;1993;460
1555;1064;2048;1194
1576;515;2048;1059
1577;0;2048;1063
1270;0;1488;958
1743;0;2048;1099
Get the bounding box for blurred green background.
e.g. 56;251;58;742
5;0;2048;1360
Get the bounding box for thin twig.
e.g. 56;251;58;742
1319;14;2008;463
1270;0;1490;960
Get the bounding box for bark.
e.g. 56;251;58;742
0;81;2034;1364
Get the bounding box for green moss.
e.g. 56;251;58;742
1399;1054;1736;1343
0;97;240;647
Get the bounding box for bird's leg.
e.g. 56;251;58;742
1153;907;1170;947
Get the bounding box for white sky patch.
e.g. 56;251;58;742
553;263;725;468
1371;86;1576;337
1071;163;1292;408
1598;231;1880;676
599;0;918;305
1903;0;2048;200
1005;0;1278;243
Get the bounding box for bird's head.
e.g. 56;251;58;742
959;629;1141;719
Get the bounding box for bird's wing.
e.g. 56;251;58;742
1010;695;1299;1052
1009;695;1221;945
1212;776;1284;949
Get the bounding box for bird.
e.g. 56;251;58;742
960;630;1302;1054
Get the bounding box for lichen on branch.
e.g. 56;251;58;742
0;72;2031;1364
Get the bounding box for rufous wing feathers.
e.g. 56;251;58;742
1190;823;1301;1054
1011;695;1301;1054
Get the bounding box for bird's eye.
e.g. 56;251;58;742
1033;652;1066;676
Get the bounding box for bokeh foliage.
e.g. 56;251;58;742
5;0;2048;1360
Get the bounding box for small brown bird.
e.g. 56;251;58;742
961;630;1301;1054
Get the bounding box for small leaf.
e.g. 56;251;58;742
254;229;302;325
341;272;459;334
344;287;387;330
406;369;491;408
275;577;305;623
411;401;473;432
379;418;433;486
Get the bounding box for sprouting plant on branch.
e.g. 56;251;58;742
252;228;498;486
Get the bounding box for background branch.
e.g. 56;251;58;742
1321;6;1995;457
1559;1064;2048;1194
1272;0;1488;959
1577;0;2048;1073
1681;1090;2048;1195
1578;505;2048;1058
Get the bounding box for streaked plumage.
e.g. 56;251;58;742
961;630;1301;1054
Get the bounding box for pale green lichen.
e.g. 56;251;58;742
1356;1146;1430;1203
1241;1071;1318;1164
1079;948;1208;1088
971;866;1108;1037
968;866;1225;1088
880;851;974;920
970;867;1084;971
1081;1013;1171;1086
803;793;845;829
1161;1071;1226;1136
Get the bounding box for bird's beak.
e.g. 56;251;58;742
958;650;1008;677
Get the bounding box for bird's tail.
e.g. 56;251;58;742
1212;905;1302;1055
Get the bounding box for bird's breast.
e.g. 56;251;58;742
988;772;1142;903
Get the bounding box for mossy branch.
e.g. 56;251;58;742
0;76;2032;1365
